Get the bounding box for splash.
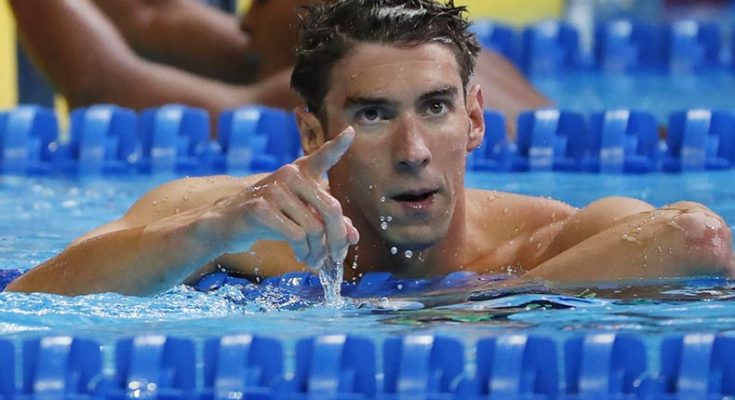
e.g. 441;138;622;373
317;247;348;307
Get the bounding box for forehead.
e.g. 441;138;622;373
326;42;463;101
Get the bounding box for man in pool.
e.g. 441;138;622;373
9;0;547;134
7;0;735;296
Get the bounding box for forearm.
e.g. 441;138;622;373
6;208;227;296
93;0;253;83
10;0;140;104
525;202;735;282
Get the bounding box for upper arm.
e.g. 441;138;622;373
526;196;655;267
72;174;268;246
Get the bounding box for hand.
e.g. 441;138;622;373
215;126;359;267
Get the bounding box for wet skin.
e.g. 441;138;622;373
6;43;735;296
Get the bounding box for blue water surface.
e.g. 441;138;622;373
2;170;735;345
2;73;735;367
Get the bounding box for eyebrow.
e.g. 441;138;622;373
344;86;460;109
418;87;459;102
344;96;395;109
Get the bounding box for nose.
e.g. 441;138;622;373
393;115;432;173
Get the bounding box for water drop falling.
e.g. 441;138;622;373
380;222;388;230
390;247;398;255
404;250;413;259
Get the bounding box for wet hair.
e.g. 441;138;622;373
291;0;481;117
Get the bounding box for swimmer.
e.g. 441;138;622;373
9;0;547;135
7;0;734;296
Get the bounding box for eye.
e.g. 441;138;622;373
423;100;451;117
355;107;389;124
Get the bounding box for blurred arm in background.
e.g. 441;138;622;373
9;0;301;121
9;0;549;137
92;0;255;83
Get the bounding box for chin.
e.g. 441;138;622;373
380;224;448;251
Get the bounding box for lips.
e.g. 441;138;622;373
389;189;439;211
392;189;437;202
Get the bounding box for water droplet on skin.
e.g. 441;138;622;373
183;195;190;201
152;200;159;206
668;219;684;232
404;250;413;259
391;247;398;255
503;207;509;214
380;222;388;230
175;208;180;214
621;234;644;246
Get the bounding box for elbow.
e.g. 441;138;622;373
664;202;734;274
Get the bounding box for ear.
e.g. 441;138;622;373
466;84;485;152
294;107;327;155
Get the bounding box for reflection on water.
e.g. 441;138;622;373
1;169;735;343
2;275;735;342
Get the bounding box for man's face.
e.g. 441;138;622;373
240;0;325;80
319;43;484;251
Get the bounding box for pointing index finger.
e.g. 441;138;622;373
300;126;355;179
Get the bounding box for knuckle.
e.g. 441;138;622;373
246;197;270;213
289;229;307;244
275;164;300;181
305;225;324;240
322;197;343;219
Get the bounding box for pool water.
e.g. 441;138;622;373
2;169;735;347
2;72;735;377
534;71;735;122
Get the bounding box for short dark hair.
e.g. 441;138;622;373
291;0;481;117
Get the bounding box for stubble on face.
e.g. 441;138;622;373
319;43;473;253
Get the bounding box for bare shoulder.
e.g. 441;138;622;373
458;189;575;271
124;174;264;224
466;189;575;235
72;174;265;244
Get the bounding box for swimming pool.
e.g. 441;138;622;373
2;166;735;396
4;63;735;400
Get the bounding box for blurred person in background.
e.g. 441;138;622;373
9;0;549;136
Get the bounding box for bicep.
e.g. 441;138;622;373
539;196;654;262
72;175;243;246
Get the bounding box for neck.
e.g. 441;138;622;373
344;195;469;280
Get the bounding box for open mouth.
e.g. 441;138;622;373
391;189;438;202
